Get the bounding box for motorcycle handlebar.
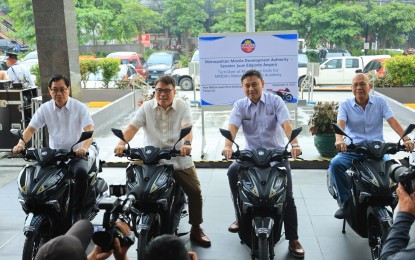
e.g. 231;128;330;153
122;194;136;214
223;149;297;161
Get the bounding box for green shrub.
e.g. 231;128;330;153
30;64;40;87
80;59;99;88
98;58;120;88
384;55;415;87
180;55;189;67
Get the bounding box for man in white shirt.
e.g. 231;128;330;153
5;51;35;88
12;74;96;224
114;75;211;247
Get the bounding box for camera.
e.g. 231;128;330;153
398;169;415;195
93;184;135;252
390;164;415;195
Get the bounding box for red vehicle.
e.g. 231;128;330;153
106;52;147;78
359;58;390;78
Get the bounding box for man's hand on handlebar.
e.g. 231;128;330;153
180;144;192;157
335;140;347;152
12;144;25;155
403;139;414;152
291;146;302;159
75;147;88;158
222;146;234;160
114;144;126;157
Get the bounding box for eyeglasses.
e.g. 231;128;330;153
352;82;367;87
155;88;174;94
243;83;259;89
50;87;68;93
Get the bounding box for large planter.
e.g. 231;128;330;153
375;87;415;104
314;134;337;158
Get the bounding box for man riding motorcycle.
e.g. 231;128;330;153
12;74;98;224
329;73;414;219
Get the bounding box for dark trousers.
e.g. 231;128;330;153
227;159;299;241
68;158;89;213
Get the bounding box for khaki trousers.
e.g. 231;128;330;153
173;166;203;225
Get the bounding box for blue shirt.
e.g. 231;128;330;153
337;95;394;144
229;92;290;150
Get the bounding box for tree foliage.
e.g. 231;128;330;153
210;0;246;33
3;0;415;52
161;0;208;57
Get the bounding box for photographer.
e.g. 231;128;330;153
88;220;132;260
35;220;132;260
380;183;415;260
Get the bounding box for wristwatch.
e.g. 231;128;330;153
403;136;411;142
184;141;191;146
291;143;300;148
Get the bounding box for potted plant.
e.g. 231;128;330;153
308;101;339;157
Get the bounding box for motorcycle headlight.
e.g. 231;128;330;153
241;179;259;197
150;172;169;193
269;176;285;198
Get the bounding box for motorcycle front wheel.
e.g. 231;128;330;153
367;215;389;260
22;220;51;260
257;237;270;260
136;215;162;259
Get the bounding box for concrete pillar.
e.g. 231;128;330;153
32;0;81;101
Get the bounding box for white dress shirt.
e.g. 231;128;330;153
131;98;193;170
29;97;94;151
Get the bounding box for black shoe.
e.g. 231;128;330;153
334;199;351;219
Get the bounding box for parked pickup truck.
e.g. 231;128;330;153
298;55;390;86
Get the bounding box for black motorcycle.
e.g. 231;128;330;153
327;123;415;260
111;126;191;259
220;127;302;260
11;129;108;260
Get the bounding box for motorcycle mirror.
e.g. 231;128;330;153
173;126;193;150
70;131;93;152
10;129;26;146
332;123;353;143
219;128;240;151
284;127;302;151
179;126;192;140
398;124;415;144
111;128;130;151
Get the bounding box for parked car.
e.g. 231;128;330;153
356;57;391;78
188;50;200;89
21;58;38;83
298;56;364;86
0;39;19;52
318;48;351;60
106;52;147;78
171;67;193;90
85;64;138;88
22;50;38;61
145;51;181;85
297;52;309;80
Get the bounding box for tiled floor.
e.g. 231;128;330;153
0;167;373;260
